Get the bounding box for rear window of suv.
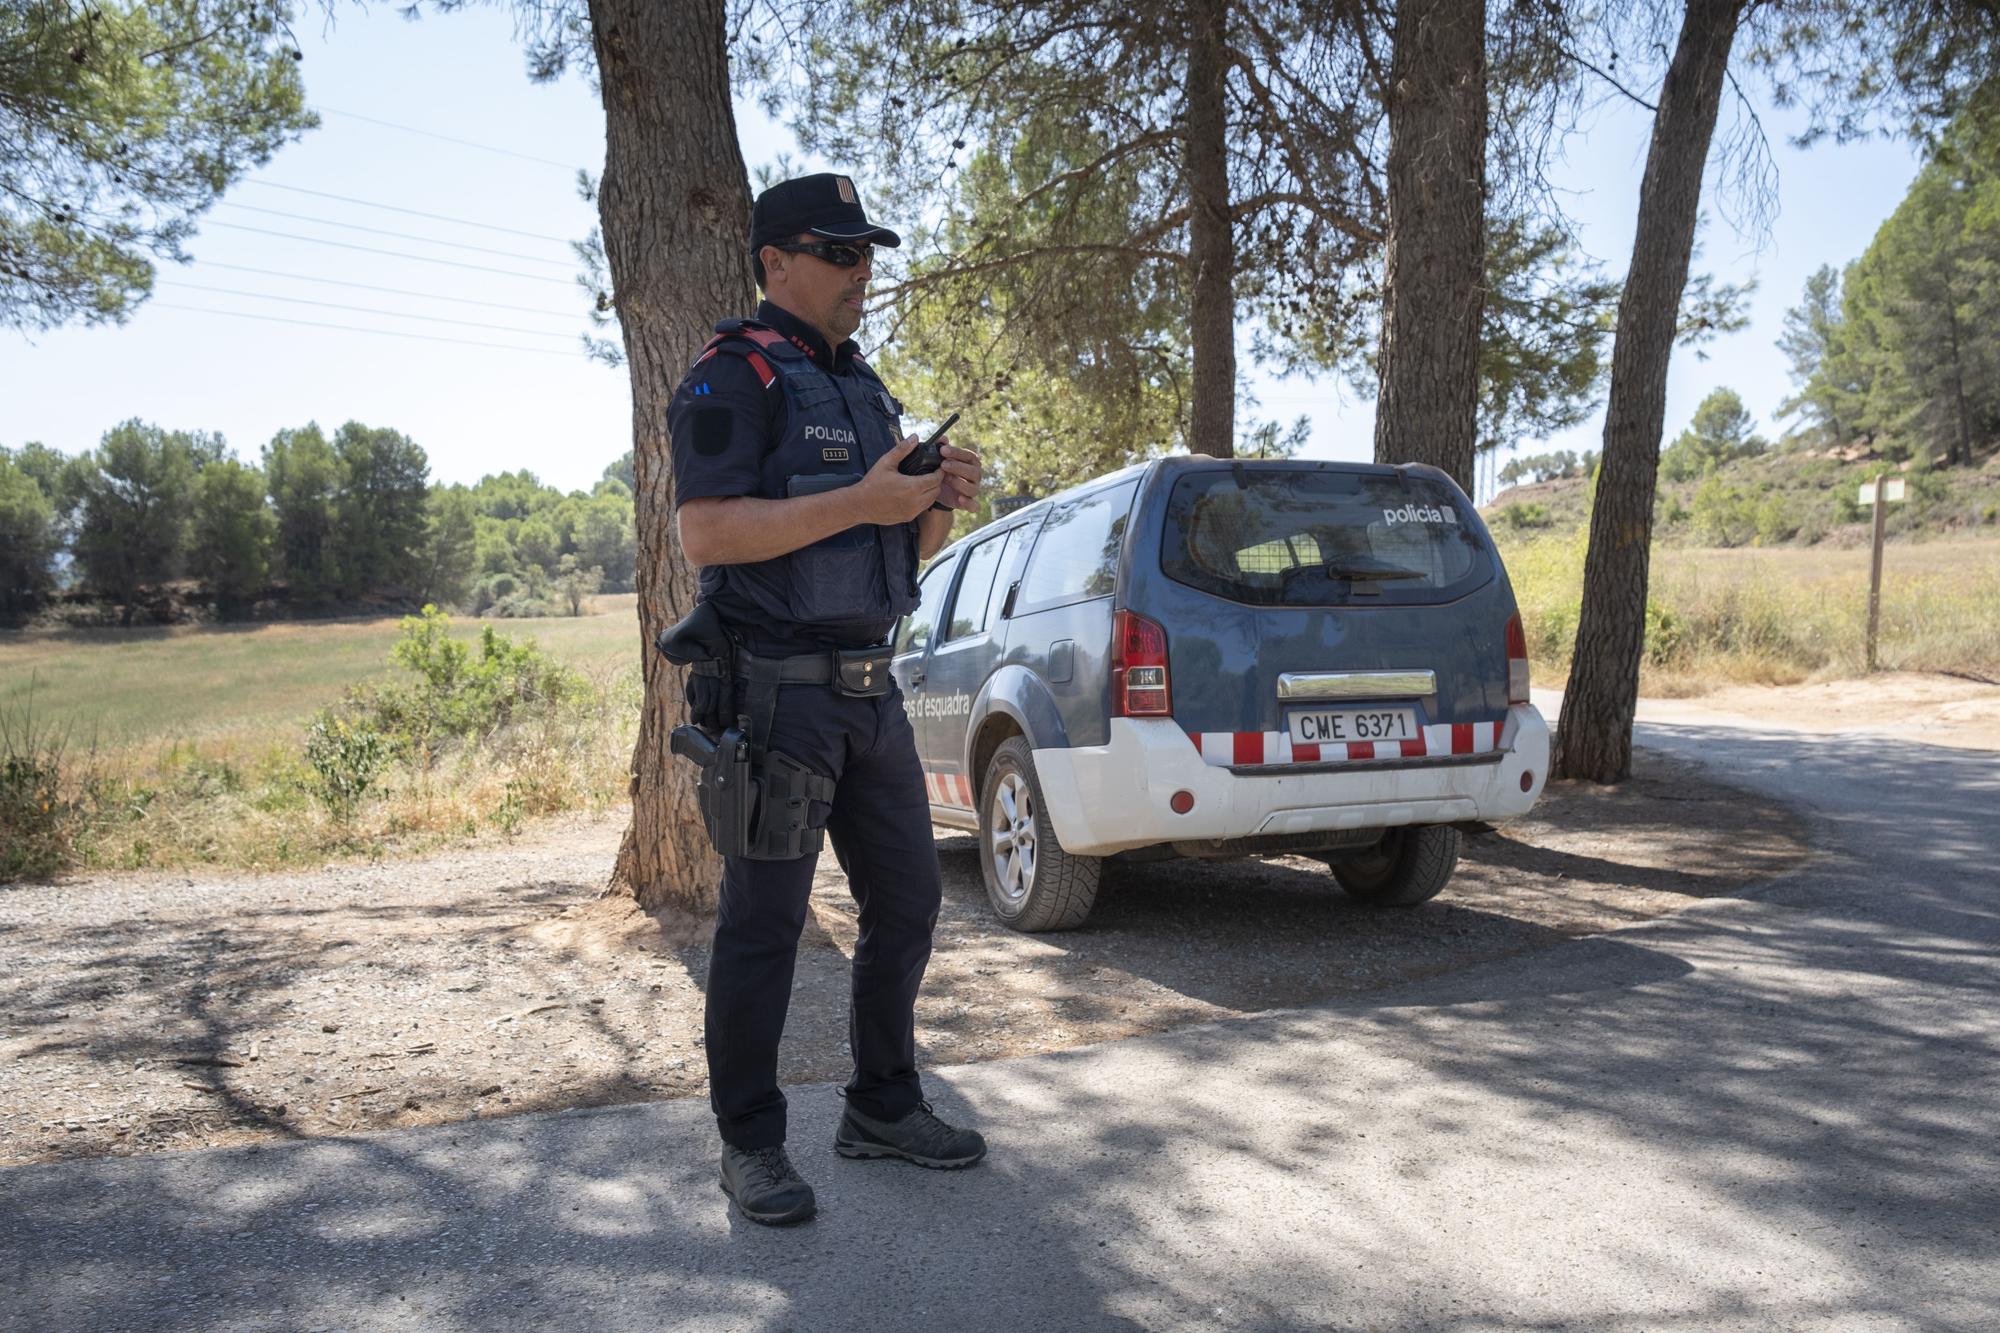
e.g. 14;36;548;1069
1160;468;1490;607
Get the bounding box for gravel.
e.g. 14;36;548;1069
0;746;1806;1167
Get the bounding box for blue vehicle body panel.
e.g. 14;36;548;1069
1120;457;1516;740
902;457;1522;780
965;663;1072;768
980;471;1142;752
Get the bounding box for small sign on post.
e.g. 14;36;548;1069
1860;476;1907;671
1857;478;1906;506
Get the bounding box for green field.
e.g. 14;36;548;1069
1;595;644;753
1;596;648;877
4;544;1994;878
7;538;1997;755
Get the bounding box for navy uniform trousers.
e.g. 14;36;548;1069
705;679;942;1150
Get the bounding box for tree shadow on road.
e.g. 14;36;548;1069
2;727;1994;1329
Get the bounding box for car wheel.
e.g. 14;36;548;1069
978;736;1101;932
1329;825;1460;906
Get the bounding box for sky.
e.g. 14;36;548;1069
0;6;1928;499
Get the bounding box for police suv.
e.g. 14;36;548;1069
890;456;1548;931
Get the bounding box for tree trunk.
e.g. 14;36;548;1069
587;0;752;912
1551;0;1743;784
1944;296;1974;468
1184;0;1236;459
1372;0;1487;494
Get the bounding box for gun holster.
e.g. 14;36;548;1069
654;599;734;666
659;602;838;860
670;719;758;858
671;717;836;861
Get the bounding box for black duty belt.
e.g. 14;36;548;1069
734;646;893;697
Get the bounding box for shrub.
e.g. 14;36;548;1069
556;555;605;616
292;606;605;834
1495;502;1551;530
471;565;562;617
1691;476;1758;547
357;606;587;765
1644;600;1683;667
1754;496;1797;546
303;711;391;821
0;700;91;881
470;570;519;613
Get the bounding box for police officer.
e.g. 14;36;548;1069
667;173;985;1226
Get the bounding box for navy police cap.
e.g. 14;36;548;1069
750;173;902;251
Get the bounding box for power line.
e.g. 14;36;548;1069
317;106;586;172
215;201;575;267
157;281;582;340
195;261;594;319
240;180;579;244
198;221;579;285
151;302;587;358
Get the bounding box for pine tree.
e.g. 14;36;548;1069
190;459;275;617
1;0;314;330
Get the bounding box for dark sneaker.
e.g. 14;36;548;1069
835;1100;987;1169
719;1144;816;1225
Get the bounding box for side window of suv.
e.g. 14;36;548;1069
895;556;958;657
1014;482;1137;614
942;526;1015;643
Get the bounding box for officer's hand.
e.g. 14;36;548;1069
858;435;947;525
935;442;982;512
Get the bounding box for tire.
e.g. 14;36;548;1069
1329;825;1460;907
977;736;1101;932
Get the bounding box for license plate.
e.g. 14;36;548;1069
1288;706;1419;746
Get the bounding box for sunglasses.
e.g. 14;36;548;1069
770;240;875;268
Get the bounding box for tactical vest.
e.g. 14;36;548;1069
686;318;921;639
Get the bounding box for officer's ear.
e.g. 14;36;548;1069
757;243;787;291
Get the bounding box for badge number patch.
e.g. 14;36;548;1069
822;447;851;463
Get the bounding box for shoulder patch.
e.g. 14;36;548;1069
692;406;735;457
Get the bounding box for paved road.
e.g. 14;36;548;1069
4;712;1998;1333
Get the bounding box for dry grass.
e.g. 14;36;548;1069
1501;534;2000;695
0;598;646;876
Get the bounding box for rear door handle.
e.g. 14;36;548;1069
909;668;925;687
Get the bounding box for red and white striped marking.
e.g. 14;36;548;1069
925;770;975;808
1187;721;1502;767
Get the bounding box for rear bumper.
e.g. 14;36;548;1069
1031;706;1549;857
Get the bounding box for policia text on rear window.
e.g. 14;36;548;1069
1160;469;1492;608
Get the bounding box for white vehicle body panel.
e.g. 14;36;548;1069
1030;706;1549;856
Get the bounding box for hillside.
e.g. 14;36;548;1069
1484;445;2000;549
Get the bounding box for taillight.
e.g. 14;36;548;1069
1505;613;1530;705
1112;609;1172;717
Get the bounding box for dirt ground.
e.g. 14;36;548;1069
1630;671;2000;752
0;746;1809;1168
